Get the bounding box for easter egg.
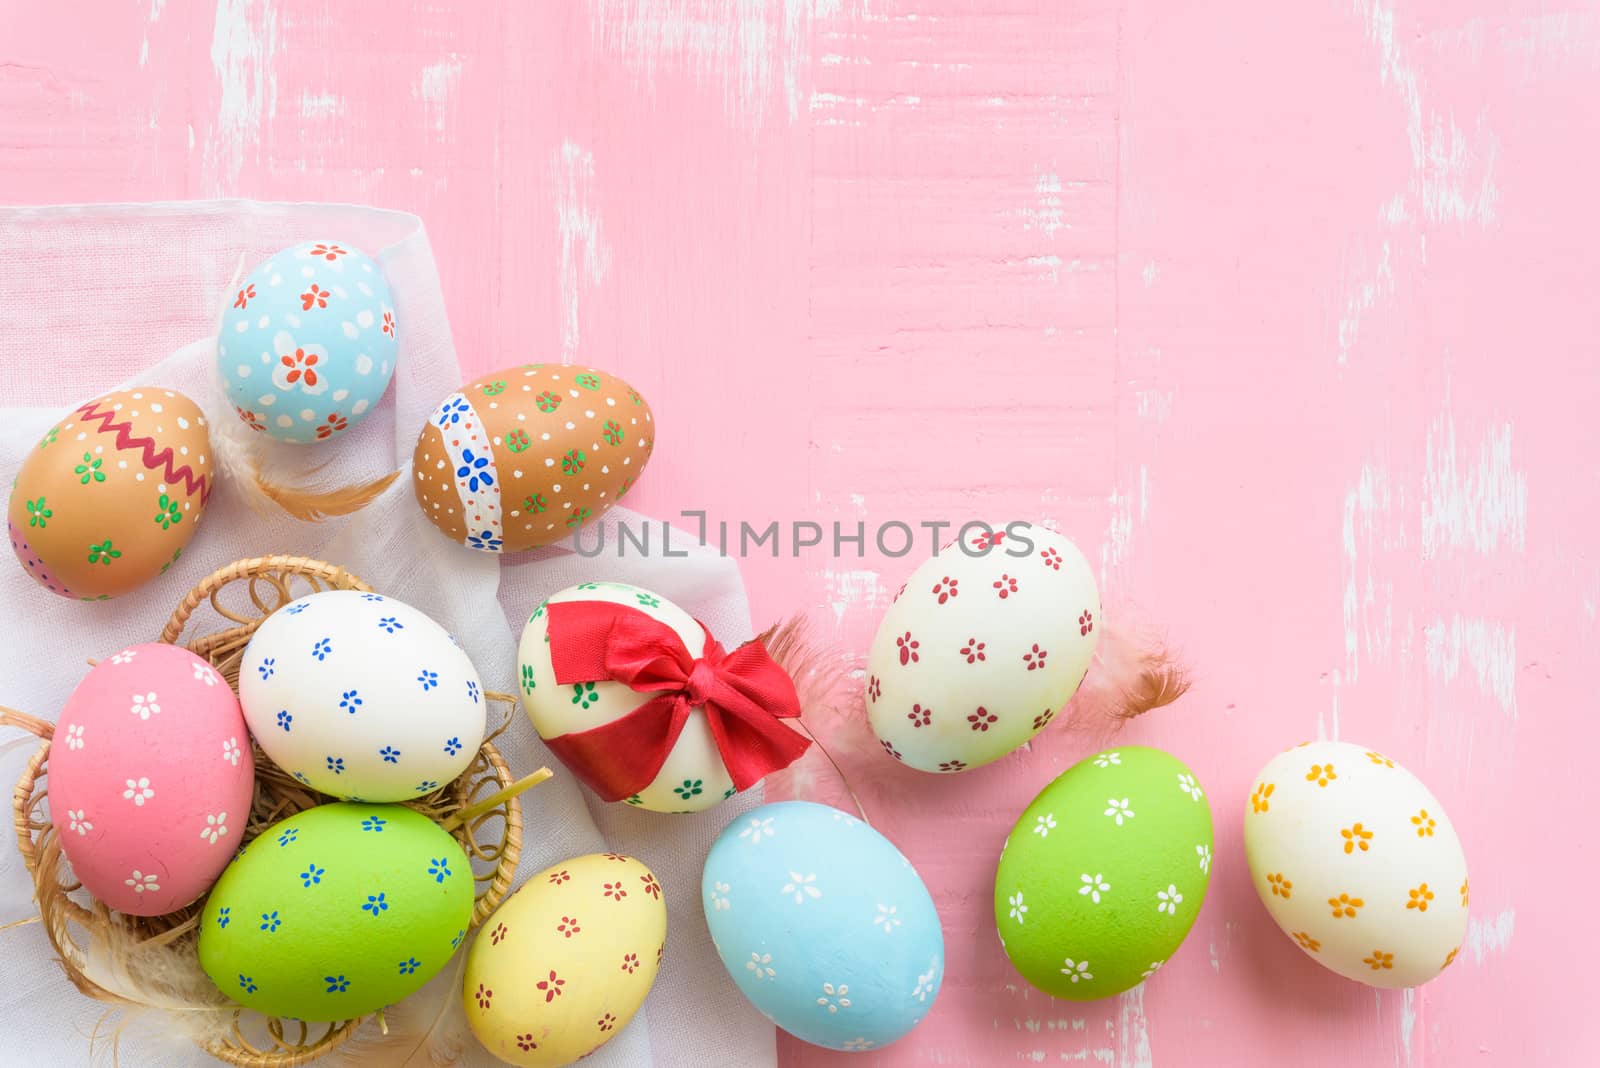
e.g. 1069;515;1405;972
867;522;1099;773
703;801;944;1052
463;854;666;1066
217;240;398;444
8;389;213;600
994;746;1213;1000
238;590;486;801
199;802;474;1020
47;643;252;916
1243;740;1469;988
519;582;807;813
413;364;655;553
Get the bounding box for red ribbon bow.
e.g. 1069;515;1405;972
541;599;810;802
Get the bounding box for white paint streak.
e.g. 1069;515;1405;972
553;141;613;361
1024;172;1065;238
1465;908;1516;963
1341;459;1396;682
417;55;463;133
1425;615;1518;717
1339;0;1499;363
139;0;166;69
299;92;343;120
589;0;838;127
1423;404;1527;557
1115;984;1152;1068
1398;987;1418;1066
823;568;882;628
1336;240;1394;366
207;0;278;193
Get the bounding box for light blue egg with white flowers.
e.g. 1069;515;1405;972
217;241;399;444
703;801;944;1053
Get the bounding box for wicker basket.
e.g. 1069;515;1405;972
5;555;530;1066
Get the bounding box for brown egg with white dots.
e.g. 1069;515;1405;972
413;364;655;552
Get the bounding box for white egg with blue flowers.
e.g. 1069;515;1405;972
238;590;486;801
702;801;944;1052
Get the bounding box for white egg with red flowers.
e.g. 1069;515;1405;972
866;522;1100;773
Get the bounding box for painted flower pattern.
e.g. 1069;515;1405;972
130;692;160;720
781;871;822;904
200;812;228;844
1306;763;1337;787
456;448;493;492
233;284;256;309
931;576;959;603
1267;872;1291;898
1341;822;1374;853
64;724;84;750
1412;809;1436;837
1060;958;1093;983
1032;813;1056;838
123;777;154;805
1196;843;1212;874
874;904;901;933
1008;891;1028;923
994;573;1019;598
960;638;987;663
1079;872;1110;903
1079;610;1094;635
315;413;349;440
309;243;347;260
816;982;851;1013
272;332;330;395
1406;883;1434;912
1176;773;1204;800
1104;798;1135;826
125;870;160;894
536;970;565;1002
746;952;775;981
1329;892;1363;918
1023;643;1048;670
300;283;329;310
222;738;241;765
739;817;775;844
907;703;932;727
1157;885;1184;915
896;631;920;664
67;809;91;835
1251;782;1275;813
1293;931;1321;952
1094;751;1122;768
1363;949;1394;971
967;706;997;732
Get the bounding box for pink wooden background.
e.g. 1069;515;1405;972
4;0;1595;1063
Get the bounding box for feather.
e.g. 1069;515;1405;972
209;407;400;521
1061;620;1192;734
325;952;470;1068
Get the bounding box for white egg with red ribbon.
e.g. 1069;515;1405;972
516;581;811;812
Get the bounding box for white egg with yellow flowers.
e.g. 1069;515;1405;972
1244;740;1469;987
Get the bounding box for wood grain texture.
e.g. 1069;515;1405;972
3;0;1597;1063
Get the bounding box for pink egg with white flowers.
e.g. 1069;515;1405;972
49;643;255;916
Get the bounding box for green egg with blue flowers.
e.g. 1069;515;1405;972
199;802;474;1021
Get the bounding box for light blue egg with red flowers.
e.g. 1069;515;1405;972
217;241;399;444
703;801;945;1053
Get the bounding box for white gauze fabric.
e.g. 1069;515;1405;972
0;202;776;1068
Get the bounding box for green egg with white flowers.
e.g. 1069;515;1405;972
994;746;1213;999
199;802;474;1021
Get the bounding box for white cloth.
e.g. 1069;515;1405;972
0;202;776;1068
